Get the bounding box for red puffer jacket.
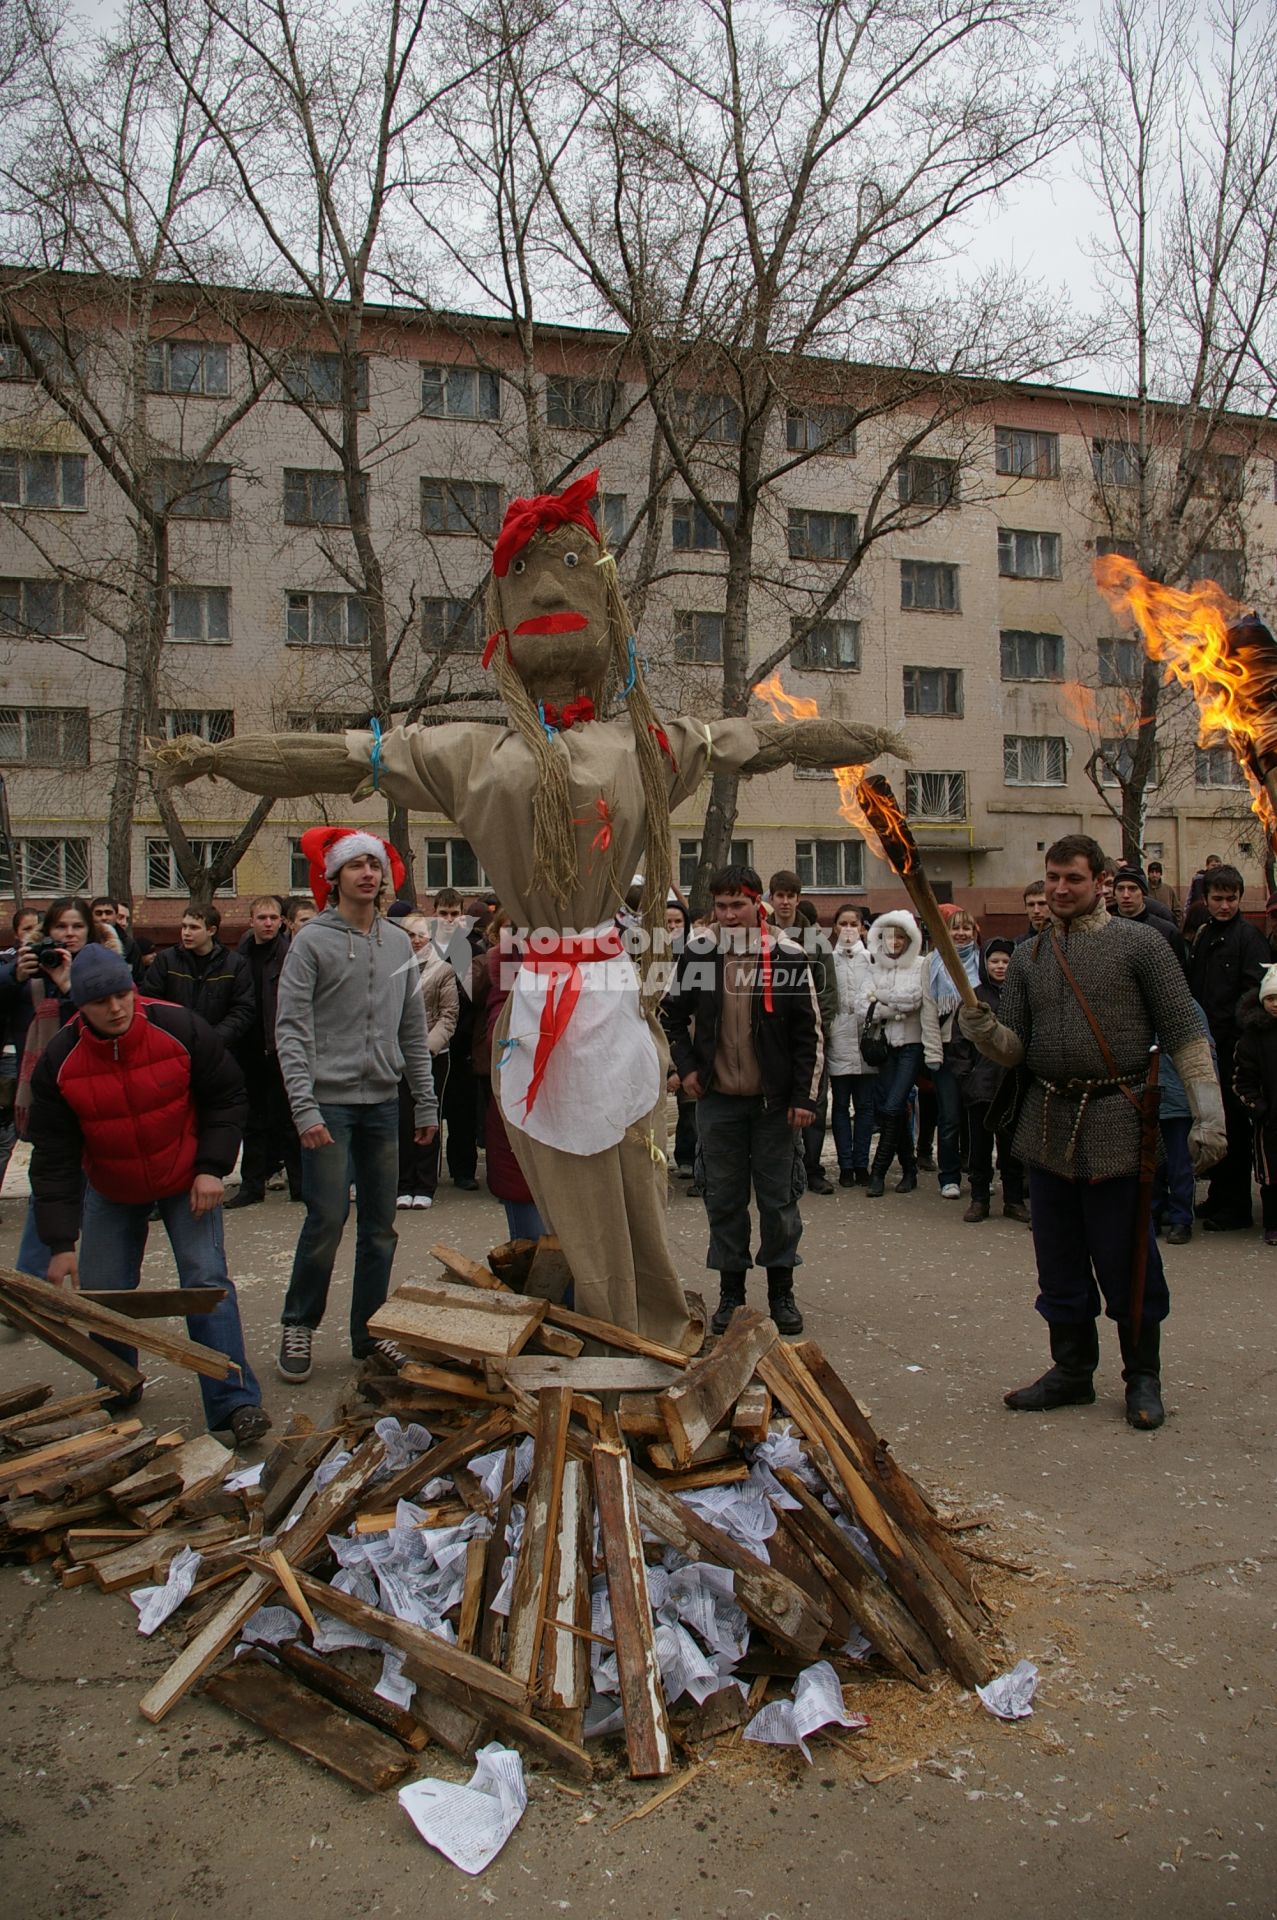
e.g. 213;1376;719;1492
28;998;246;1252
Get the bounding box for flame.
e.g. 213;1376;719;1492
1092;555;1277;841
752;671;908;867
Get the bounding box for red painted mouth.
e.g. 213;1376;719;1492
513;612;589;635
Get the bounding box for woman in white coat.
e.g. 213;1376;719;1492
827;904;877;1186
857;909;925;1197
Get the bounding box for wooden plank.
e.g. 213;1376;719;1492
0;1292;143;1394
0;1388;111;1438
423;1241;583;1356
503;1356;683;1395
110;1434;232;1510
657;1310;777;1468
617;1393;665;1440
398;1361;512;1405
0;1420;144;1497
87;1516;241;1591
731;1383;772;1446
4;1491;113;1534
646;1429;736;1473
592;1442;672;1778
203;1653;414;1793
456;1535;487;1654
78;1287;226;1319
479;1447;516;1667
368;1283;546;1364
485;1238;539;1290
411;1679;486;1756
273;1638;429;1750
373;1406;518;1513
525;1321;585;1359
545;1303;690;1369
399;1652;592;1782
0;1384;52;1421
267;1549;319;1636
651;1461;749;1492
504;1387;572;1690
541;1455;590;1713
525;1236;574;1306
0;1268;237;1381
391;1275;548;1323
4;1410;112;1448
429;1242;505;1290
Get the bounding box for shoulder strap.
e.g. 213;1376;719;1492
1049;928;1142;1112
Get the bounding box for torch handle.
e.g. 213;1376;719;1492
899;867;980;1011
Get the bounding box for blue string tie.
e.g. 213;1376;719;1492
369;717;383;791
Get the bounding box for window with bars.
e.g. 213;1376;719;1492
152;459;231;520
421;597;483;654
0;577;85;638
1003;734;1066;786
145;837;235;895
1097;637;1143;685
0;705;89;765
286;591;367;647
790;617;860;671
162;708;234;743
1091;439;1138;488
168;586;230;643
998;527;1061;579
902;666;962;717
424;838;487;891
1000;629;1064;680
676;390;742;445
0;836;89;894
787;508;856;563
899;559;959;611
545;376;618;432
1194;743;1244;788
898;456;960;509
280;351;368;410
283;468;359;527
673;610;724;663
420;478;501;539
794;839;865;890
678;839;752;892
146;340;229;397
1190;549;1245;598
672;499;735;551
0;328;72;383
905;770;967;821
0;450;86;510
420;364;500;421
994;426;1058;478
785;405;855;455
1098;736;1160;788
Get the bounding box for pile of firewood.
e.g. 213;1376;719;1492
0;1243;1003;1798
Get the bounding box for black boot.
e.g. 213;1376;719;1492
766;1268;804;1335
711;1270;747;1335
1118;1320;1164;1430
866;1116;899;1197
894;1123;918;1193
1004;1320;1099;1411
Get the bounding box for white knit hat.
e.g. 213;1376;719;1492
1260;963;1277;1000
323;831;392;880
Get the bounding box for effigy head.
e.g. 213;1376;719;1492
487;467;620;705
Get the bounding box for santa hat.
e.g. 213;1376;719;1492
299;825;406;910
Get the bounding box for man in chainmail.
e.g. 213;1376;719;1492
958;834;1225;1430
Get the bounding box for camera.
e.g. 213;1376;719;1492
29;938;67;971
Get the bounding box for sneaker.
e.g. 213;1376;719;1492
359;1337;406;1371
940;1184;961;1199
412;1194;434;1209
229;1404;273;1445
397;1194;415;1210
1165;1222;1192;1245
277;1325;313;1382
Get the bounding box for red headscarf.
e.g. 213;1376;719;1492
491;468;601;578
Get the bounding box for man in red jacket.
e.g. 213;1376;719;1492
28;945;269;1442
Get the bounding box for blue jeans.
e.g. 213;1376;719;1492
831;1073;877;1173
17;1194;53;1279
80;1185;262;1429
1155;1117;1195;1229
931;1063;963;1188
875;1043;923;1118
283;1099;400;1352
504;1200;547;1241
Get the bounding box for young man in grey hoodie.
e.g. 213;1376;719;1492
274;828;438;1379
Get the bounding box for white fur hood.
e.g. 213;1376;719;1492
866;909;924;968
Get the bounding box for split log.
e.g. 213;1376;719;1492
0;1269;237;1381
0;1292;143;1395
77;1287;226;1319
456;1535;487;1655
543;1303;690;1369
204;1652;414;1792
540;1455;591;1714
0;1420;144;1498
372;1276;546;1363
0;1384;53;1421
0;1388;112;1439
504;1387;572;1691
479;1446;516;1668
593;1441;672;1778
503;1356;683;1395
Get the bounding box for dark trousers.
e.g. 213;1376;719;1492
1203;1039;1254;1223
240;1052;302;1200
695;1091;804;1274
398;1054;449;1195
441;1048;478;1181
802;1069;830;1177
931;1063;963;1187
831;1072;877;1172
1154;1116;1195;1230
1027;1166;1168;1326
966;1104;1024;1205
673;1096;698;1171
1262;1183;1277;1232
916;1082;936;1160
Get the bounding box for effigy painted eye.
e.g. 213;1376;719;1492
513;557;526;574
563;550;580;567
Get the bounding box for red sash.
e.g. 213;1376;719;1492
520;928;624;1117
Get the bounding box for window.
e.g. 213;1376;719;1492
0;836;89;893
146;340;229;397
168;586;230;643
153;459;231;521
286;591;367;648
679;838;752;892
1000;629;1064;680
145;837;235;895
0;450;86;510
995;426;1058;479
0;706;89;765
600;493;628;546
785;406;855;456
787;508;856;563
280;351;368;410
902;666;962;717
791;617;860;671
898;457;959;509
1191;549;1244;598
0;327;69;384
1195;743;1244;788
673;610;724;664
284;468;356;527
420;478;501;539
0;577;84;638
899;559;959;612
545;375;617;432
1096;536;1137;561
905;770;967;821
1097;637;1143;685
424;838;487;891
1004;734;1066;785
1098;736;1160;788
795;839;864;890
672;499;735;552
162;708;234;743
998;527;1061;579
286;710;365;734
421;597;483;655
676;390;741;445
1198;451;1242;498
421;364;500;421
1092;439;1138;488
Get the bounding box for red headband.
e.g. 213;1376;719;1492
492;468;601;578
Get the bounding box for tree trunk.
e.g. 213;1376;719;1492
690;525;756;910
107;517;167;903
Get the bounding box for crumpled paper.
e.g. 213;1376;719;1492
398;1742;527;1874
976;1658;1038;1720
742;1660;868;1762
129;1545;202;1635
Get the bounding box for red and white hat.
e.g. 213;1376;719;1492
298;825;406;910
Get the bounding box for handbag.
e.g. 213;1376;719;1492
859;1000;890;1068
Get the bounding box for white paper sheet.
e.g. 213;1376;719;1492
742;1660;868;1762
129;1545;202;1635
398;1742;527;1874
976;1658;1038;1719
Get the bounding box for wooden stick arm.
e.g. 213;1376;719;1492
741;719;905;775
148;731;367;798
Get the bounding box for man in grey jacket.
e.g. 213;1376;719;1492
274;828;437;1380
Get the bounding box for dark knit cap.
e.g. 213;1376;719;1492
70;944;135;1007
386;901;415;921
984;937;1016;959
1113;865;1148;895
